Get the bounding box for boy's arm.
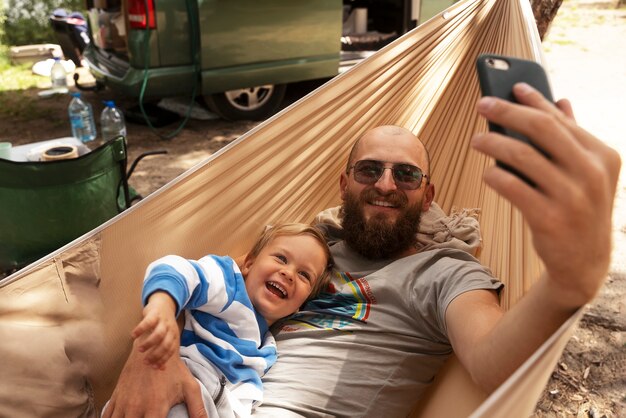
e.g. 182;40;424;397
132;291;180;369
446;83;621;392
143;255;232;312
103;256;209;417
142;255;202;313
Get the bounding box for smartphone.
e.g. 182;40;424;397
476;54;554;185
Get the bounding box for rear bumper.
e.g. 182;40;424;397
84;46;340;98
83;46;197;98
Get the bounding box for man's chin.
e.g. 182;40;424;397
364;206;400;222
342;191;422;259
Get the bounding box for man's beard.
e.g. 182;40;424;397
341;188;423;260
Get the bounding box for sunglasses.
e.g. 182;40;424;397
347;160;429;190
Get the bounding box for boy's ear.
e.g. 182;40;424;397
240;254;254;276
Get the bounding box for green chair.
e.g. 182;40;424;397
0;137;163;273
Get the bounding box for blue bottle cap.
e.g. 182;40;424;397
71;92;81;98
103;100;115;107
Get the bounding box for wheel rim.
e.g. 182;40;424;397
224;85;275;111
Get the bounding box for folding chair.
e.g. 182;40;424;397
0;137;164;274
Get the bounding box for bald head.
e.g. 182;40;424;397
346;125;431;176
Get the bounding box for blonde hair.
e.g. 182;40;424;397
247;223;333;298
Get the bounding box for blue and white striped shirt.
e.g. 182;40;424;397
142;254;277;414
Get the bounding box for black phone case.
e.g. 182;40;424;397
476;54;554;185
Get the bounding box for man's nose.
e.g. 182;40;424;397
374;167;398;192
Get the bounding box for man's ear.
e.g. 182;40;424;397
340;172;348;201
422;183;435;212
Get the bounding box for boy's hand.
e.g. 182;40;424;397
131;291;180;369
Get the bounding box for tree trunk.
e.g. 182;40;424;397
531;0;564;40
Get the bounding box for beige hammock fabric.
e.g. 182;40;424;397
0;0;580;416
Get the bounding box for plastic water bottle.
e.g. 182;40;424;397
68;92;97;143
50;57;67;88
100;101;127;142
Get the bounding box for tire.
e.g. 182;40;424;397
203;84;287;121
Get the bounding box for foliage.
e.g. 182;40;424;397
0;90;60;120
1;0;85;46
0;59;44;91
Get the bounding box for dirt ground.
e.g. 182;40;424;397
1;0;624;416
530;1;626;416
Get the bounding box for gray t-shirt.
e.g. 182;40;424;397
255;242;502;417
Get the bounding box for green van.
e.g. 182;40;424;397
82;0;456;120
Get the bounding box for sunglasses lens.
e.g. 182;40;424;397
354;161;383;183
352;160;423;190
393;165;423;189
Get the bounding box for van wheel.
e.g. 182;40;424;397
204;84;287;121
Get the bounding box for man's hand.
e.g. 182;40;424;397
102;340;208;418
449;83;621;392
471;82;621;308
131;291;180;369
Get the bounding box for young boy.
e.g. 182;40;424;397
128;223;332;418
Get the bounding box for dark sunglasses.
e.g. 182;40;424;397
347;160;429;190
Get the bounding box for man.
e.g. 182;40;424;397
104;84;621;417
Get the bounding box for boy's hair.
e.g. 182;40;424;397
247;223;333;298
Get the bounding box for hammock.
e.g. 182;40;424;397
0;0;581;416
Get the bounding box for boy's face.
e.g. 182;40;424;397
241;234;327;326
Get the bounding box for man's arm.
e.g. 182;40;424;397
102;339;208;418
445;82;621;392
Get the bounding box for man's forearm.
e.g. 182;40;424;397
458;82;620;392
452;273;583;392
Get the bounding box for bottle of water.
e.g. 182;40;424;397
51;57;67;89
68;92;97;143
100;100;127;142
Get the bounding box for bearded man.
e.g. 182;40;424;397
104;85;621;418
340;125;432;259
251;124;503;417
